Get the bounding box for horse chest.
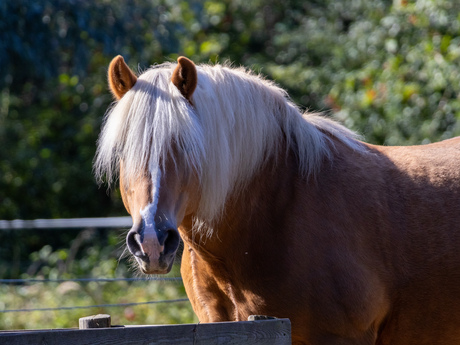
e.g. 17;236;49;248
181;245;269;323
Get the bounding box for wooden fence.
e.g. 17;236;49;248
0;314;291;345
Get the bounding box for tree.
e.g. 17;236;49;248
1;0;460;219
0;0;198;219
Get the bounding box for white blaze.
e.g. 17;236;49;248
140;167;161;225
139;168;163;258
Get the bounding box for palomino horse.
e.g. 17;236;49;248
95;55;460;345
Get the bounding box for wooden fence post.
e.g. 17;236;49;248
79;314;111;329
248;315;277;321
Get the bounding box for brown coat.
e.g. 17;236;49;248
180;137;460;344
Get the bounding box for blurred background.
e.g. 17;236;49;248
1;0;460;330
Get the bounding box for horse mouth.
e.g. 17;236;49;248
139;266;171;275
135;254;175;275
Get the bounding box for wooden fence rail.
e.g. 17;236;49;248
0;318;291;345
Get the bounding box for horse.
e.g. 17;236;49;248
94;55;460;345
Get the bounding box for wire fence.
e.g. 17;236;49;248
0;277;182;284
1;299;190;313
0;276;188;314
0;278;189;314
0;217;189;317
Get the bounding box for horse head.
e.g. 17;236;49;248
97;55;358;276
107;56;200;274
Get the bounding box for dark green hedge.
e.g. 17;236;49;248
2;0;460;219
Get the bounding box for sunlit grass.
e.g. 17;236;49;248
0;231;197;330
0;264;197;330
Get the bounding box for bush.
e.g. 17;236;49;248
0;229;195;329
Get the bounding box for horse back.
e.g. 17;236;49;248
368;136;460;246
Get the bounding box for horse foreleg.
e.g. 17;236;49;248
180;243;236;322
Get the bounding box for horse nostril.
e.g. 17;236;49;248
127;225;179;263
163;228;180;256
126;229;145;258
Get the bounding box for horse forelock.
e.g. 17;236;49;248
94;63;205;188
94;61;364;227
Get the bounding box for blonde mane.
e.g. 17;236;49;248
94;62;363;222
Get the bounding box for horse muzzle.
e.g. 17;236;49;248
126;221;180;274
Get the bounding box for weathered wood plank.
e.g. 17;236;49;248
0;319;291;345
79;314;111;329
248;315;277;321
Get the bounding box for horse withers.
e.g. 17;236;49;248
95;55;460;345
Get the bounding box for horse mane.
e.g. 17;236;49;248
94;61;364;223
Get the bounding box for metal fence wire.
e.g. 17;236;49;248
0;217;189;314
0;277;187;313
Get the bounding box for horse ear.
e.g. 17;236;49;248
108;55;137;100
171;56;197;102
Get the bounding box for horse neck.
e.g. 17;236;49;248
180;141;308;266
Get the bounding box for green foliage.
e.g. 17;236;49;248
0;229;195;329
0;0;206;219
2;0;460;329
4;0;460;219
255;0;460;144
0;278;195;329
